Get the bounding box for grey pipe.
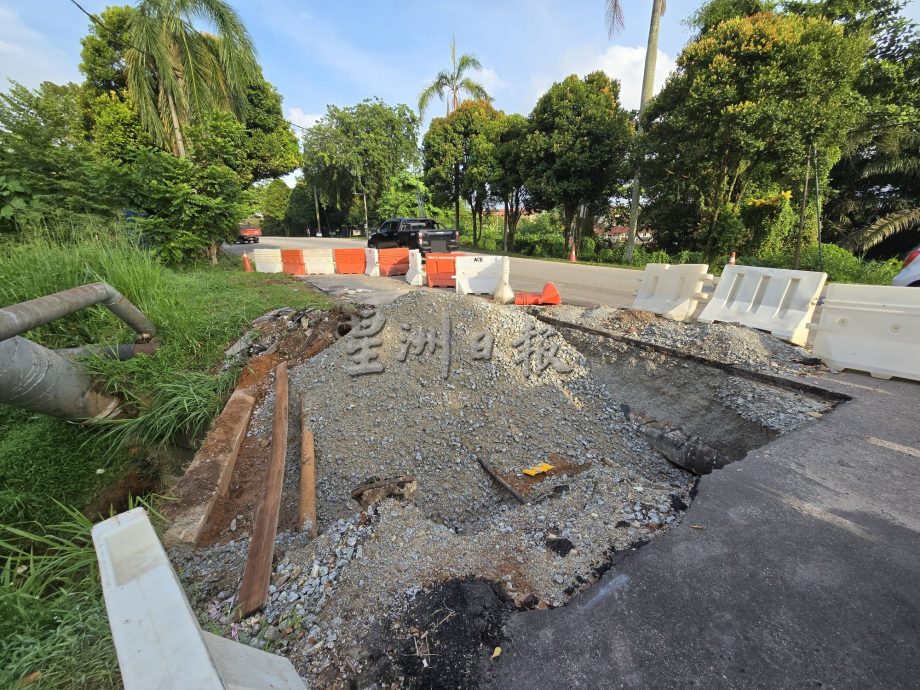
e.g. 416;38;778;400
55;342;160;361
0;336;120;420
0;283;156;341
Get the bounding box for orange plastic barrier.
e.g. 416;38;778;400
334;248;366;274
514;282;561;306
426;252;463;288
378;248;410;277
281;249;305;276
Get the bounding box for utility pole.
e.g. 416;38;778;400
793;149;812;270
813;143;823;272
312;186;322;237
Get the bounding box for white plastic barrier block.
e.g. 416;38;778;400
92;508;306;690
809;283;920;382
632;263;713;322
405;250;425;286
698;265;826;346
302;248;335;275
455;255;504;295
364;248;380;277
252;248;282;274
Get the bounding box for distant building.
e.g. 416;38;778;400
595;225;653;244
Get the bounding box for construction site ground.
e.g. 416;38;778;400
167;274;920;689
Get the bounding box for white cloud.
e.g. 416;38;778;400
531;44;676;112
477;67;505;96
0;6;80;88
287;107;323;129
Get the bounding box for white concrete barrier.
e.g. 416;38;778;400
698;265;826;346
364;248;380;277
632;263;712;322
809;283;920;382
302;248;335;275
405;250;425;286
92;508;306;690
252;248;282;273
455;256;504;295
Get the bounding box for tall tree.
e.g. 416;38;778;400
524;72;632;249
607;0;667;263
125;0;258;157
493;113;530;252
639;12;866;258
417;37;491;119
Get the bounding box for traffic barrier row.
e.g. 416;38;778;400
698;265;826;346
92;508;305;690
379;248;410;277
427;253;460;288
334;248;365;274
809;283;920;382
281;249;305;276
632;263;712;322
405;250;425;286
302;248;336;275
252;248;282;273
455;256;505;295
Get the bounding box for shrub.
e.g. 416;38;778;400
579;236;596;258
746;243;900;284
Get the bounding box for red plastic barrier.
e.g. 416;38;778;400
426;252;463;288
334;248;366;274
514;282;561;306
378;248;410;277
281;249;305;276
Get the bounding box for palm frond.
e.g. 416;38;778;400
846;207;920;252
863;157;920;178
418;78;447;118
456;52;483;77
605;0;625;36
459;78;492;104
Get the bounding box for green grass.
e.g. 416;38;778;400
0;216;330;689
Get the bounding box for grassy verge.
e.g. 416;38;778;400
0;217;329;689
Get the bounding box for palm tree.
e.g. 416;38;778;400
126;0;258;158
607;0;667;263
847;134;920;252
417;38;491;119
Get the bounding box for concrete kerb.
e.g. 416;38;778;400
93;508;305;690
162;388;255;547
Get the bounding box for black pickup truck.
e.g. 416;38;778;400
367;218;459;254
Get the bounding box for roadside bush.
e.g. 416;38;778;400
746;243;900;284
579;236;596;258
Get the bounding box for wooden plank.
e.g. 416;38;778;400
299;420;318;537
236;362;288;619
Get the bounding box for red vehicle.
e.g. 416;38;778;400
237;226;261;244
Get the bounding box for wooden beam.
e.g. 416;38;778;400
236;362;288;619
299;420;318;537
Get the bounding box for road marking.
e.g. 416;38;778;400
868;437;920;458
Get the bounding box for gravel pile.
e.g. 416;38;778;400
174;291;832;686
546;304;820;376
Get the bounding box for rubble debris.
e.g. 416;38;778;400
522;462;554;477
299;422;318;537
350;476;417;508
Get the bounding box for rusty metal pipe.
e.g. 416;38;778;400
0;283;156;341
0;336;121;420
55;342;160;361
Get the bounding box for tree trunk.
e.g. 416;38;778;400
625;0;665;264
453;163;461;236
208;240;218;266
793;150;812;270
313;186;322;236
503;199;509;253
167;91;186;159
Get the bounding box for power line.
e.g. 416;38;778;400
64;0;312;133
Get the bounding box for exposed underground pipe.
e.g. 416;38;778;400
0;336;121;420
0;283;156;341
0;283;157;420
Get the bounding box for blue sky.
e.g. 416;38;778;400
3;0;919;133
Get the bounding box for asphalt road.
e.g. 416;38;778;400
225;235;645;308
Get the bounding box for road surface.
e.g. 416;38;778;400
225;235;644;308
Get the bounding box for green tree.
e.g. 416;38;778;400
378;170;429;218
639;12;866;258
606;0;667;263
422;115;464;232
284;181;317;236
302;99;419;231
243;76;300;181
125;0;258;157
79;5;134;98
261;178;292;235
493;113;531;251
417;37;491;118
524;72;632;248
